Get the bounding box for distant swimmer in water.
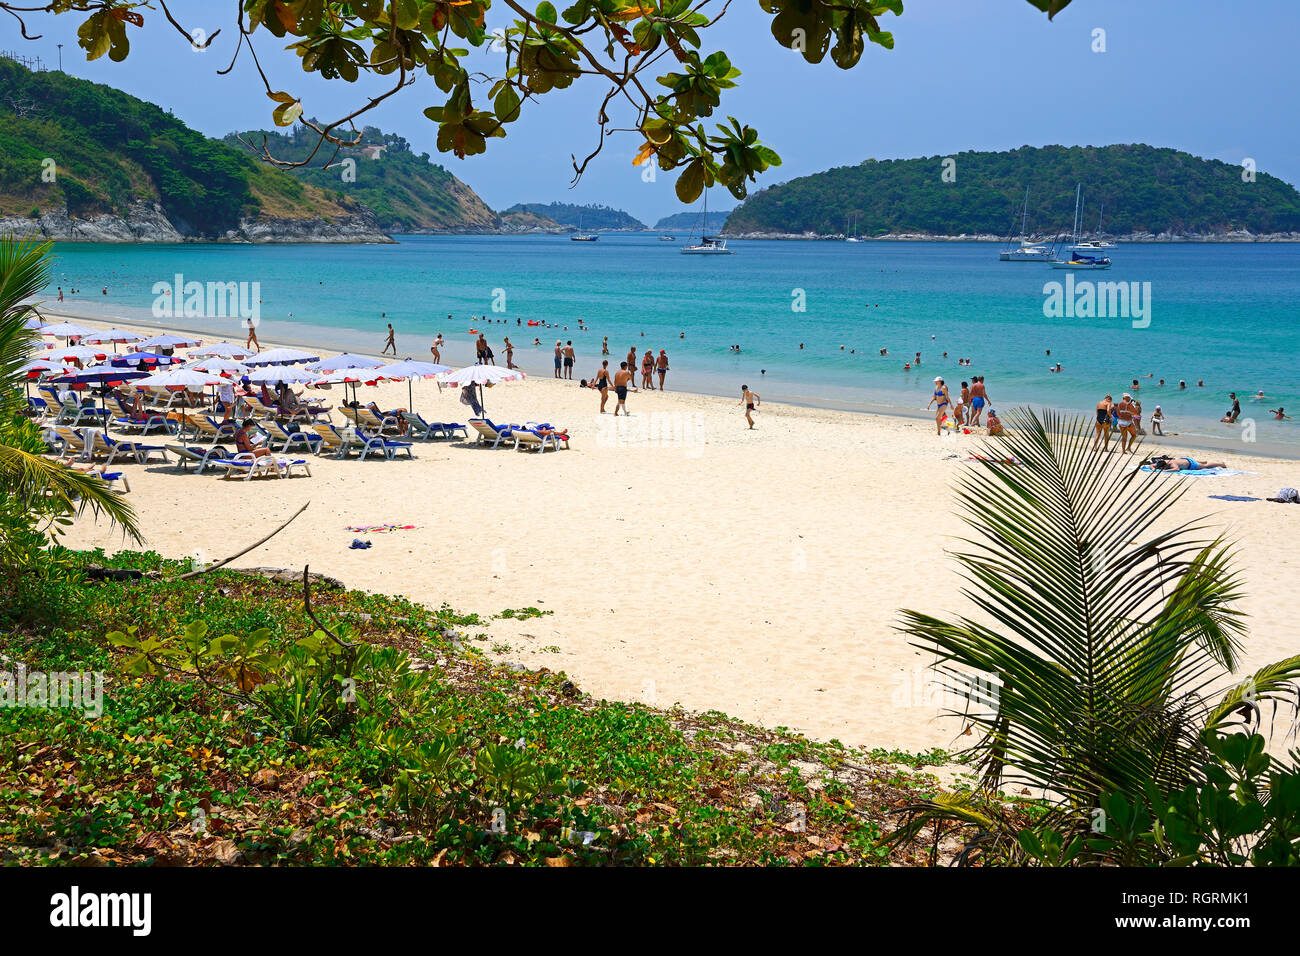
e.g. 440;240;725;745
1270;407;1291;420
1179;380;1187;390
880;348;887;355
1253;390;1267;401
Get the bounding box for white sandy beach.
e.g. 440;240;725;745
46;314;1300;755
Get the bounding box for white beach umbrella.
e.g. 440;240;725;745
373;359;452;413
187;341;254;360
244;346;320;367
18;358;62;375
133;333;204;351
436;364;526;413
40;321;96;341
23;317;44;330
308;353;386;374
48;344;109;364
134;367;224;390
186;357;250;376
81;328;145;351
244;365;321;385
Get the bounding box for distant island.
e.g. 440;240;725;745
502;202;646;231
654;210;731;234
722;145;1300;240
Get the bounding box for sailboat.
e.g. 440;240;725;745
845;213;861;242
681;190;732;255
570;209;598;241
1070;201;1117;255
999;187;1053;261
1052;185;1111;270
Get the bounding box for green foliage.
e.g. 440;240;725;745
724;144;1300;235
0;552;939;865
653;209;730;232
1016;734;1300;866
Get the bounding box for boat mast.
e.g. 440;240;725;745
1021;186;1029;239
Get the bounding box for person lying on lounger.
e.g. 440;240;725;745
1146;455;1227;471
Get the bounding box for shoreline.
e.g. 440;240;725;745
37;304;1300;464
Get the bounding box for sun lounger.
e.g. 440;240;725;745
341;405;402;435
513;426;570;452
82;430;170;465
211;453;312;481
353;428;414;461
261;419;324;454
182;415;239;443
468;418;515;449
46;426;88;460
165;444;231;474
311;423;361;458
54;397;108;427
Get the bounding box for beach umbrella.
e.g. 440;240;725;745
16;359;61;400
308;353;386;374
23;317;44;330
244;346;320;367
373;359;452;413
133;333;204;351
81;328;145;352
310;368;381;409
436;364;526;413
134;367;224;390
244;365;320;385
187;341;254;360
186;358;250;376
112;351;181;368
40;321;95;342
48;344;108;365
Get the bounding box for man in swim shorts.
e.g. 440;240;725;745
740;384;760;429
563;341;575;380
657;350;669;390
969;376;988;425
613;362;632;416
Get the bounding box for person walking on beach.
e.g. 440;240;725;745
245;322;261;353
626;346;638;387
1093;394;1114;451
503;336;517;369
641;349;656;390
430;333;442;364
613;362;632;415
595;359;612;413
602;336;609;356
657;349;669;390
563;341;576;380
481;334;495;365
740;384;760;429
927;377;951;435
968;376;988;426
553;341;563;379
1116;393;1138;454
382;323;396;356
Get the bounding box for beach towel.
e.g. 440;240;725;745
1139;466;1251;477
346;524;415;533
1208;495;1261;502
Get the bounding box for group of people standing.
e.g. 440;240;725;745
927;375;995;436
1092;392;1164;453
582;345;669;417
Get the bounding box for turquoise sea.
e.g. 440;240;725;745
41;235;1300;448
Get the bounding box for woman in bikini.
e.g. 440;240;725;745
1116;393;1138;454
595;360;612;413
926;377;951;435
641;350;656;390
1146;455;1227;472
1093;394;1114;451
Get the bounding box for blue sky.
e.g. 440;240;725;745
3;0;1296;225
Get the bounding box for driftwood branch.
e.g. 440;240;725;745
176;501;310;580
302;563;355;651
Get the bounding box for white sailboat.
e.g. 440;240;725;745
569;210;598;241
1069;200;1116;255
681;190;732;255
1052;185;1111;270
845;213;862;242
999;186;1053;261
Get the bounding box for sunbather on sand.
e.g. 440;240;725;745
1146;455;1227;471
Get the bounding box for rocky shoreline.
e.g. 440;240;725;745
0;201;394;244
718;230;1300;242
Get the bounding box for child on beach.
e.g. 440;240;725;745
1151;406;1166;435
